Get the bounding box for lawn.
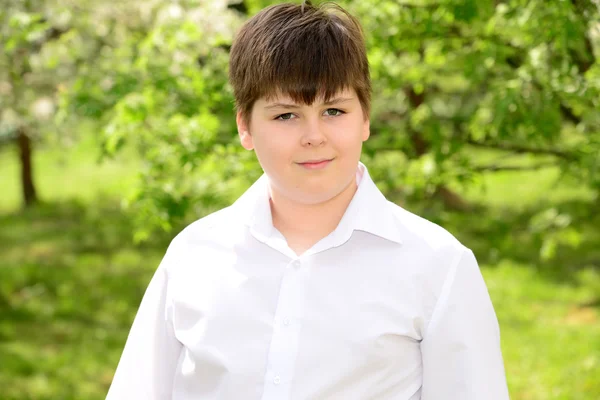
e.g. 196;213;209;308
0;138;598;399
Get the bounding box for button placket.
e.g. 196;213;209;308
260;258;309;400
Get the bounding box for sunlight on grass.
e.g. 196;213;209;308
0;202;168;400
451;147;596;210
483;263;600;399
0;135;138;213
464;168;595;209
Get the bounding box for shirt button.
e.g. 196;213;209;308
273;376;281;385
283;318;290;326
292;260;301;268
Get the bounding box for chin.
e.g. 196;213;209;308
267;168;356;205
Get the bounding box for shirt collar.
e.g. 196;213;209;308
232;162;404;246
331;163;403;245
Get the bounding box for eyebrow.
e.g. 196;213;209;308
264;97;355;110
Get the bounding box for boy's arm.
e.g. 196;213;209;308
106;243;182;400
421;248;510;399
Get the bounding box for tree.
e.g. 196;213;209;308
351;0;598;200
1;3;54;206
60;0;253;240
58;0;599;251
0;0;108;207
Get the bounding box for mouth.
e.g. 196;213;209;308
297;158;334;170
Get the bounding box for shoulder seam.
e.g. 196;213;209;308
421;245;468;340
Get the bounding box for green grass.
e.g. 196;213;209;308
0;139;598;399
485;263;600;399
0;202;168;400
451;148;597;210
0;135;138;213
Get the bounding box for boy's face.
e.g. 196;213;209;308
237;88;370;205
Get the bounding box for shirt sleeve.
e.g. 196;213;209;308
421;248;509;399
106;240;183;400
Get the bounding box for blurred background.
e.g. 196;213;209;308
1;0;599;398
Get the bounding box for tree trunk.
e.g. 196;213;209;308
17;128;38;207
405;87;471;211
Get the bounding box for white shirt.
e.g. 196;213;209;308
106;163;509;400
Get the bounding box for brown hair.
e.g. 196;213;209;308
229;1;371;123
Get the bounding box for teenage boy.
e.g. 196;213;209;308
106;2;509;399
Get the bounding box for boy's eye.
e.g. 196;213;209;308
275;113;295;120
324;108;344;116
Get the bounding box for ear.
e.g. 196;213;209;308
362;117;370;142
236;112;254;150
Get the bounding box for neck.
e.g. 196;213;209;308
269;178;358;255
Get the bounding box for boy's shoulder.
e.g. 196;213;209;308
380;201;474;292
385;200;467;256
175;205;243;243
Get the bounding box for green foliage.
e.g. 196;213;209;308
357;0;600;185
3;0;599;257
55;1;260;240
61;1;600;247
1;0;100;145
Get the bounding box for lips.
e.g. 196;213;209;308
300;158;332;164
297;158;333;170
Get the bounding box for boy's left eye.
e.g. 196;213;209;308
275;113;295;120
324;108;344;116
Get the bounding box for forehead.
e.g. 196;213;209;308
258;87;357;106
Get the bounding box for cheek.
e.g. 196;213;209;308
253;127;295;162
332;123;365;152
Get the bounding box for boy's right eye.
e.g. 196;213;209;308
275;113;295;121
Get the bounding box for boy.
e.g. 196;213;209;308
106;1;509;399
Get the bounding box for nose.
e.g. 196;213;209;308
300;119;326;147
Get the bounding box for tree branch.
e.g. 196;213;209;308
569;0;598;73
466;139;577;160
227;0;248;15
473;162;558;172
29;18;71;54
